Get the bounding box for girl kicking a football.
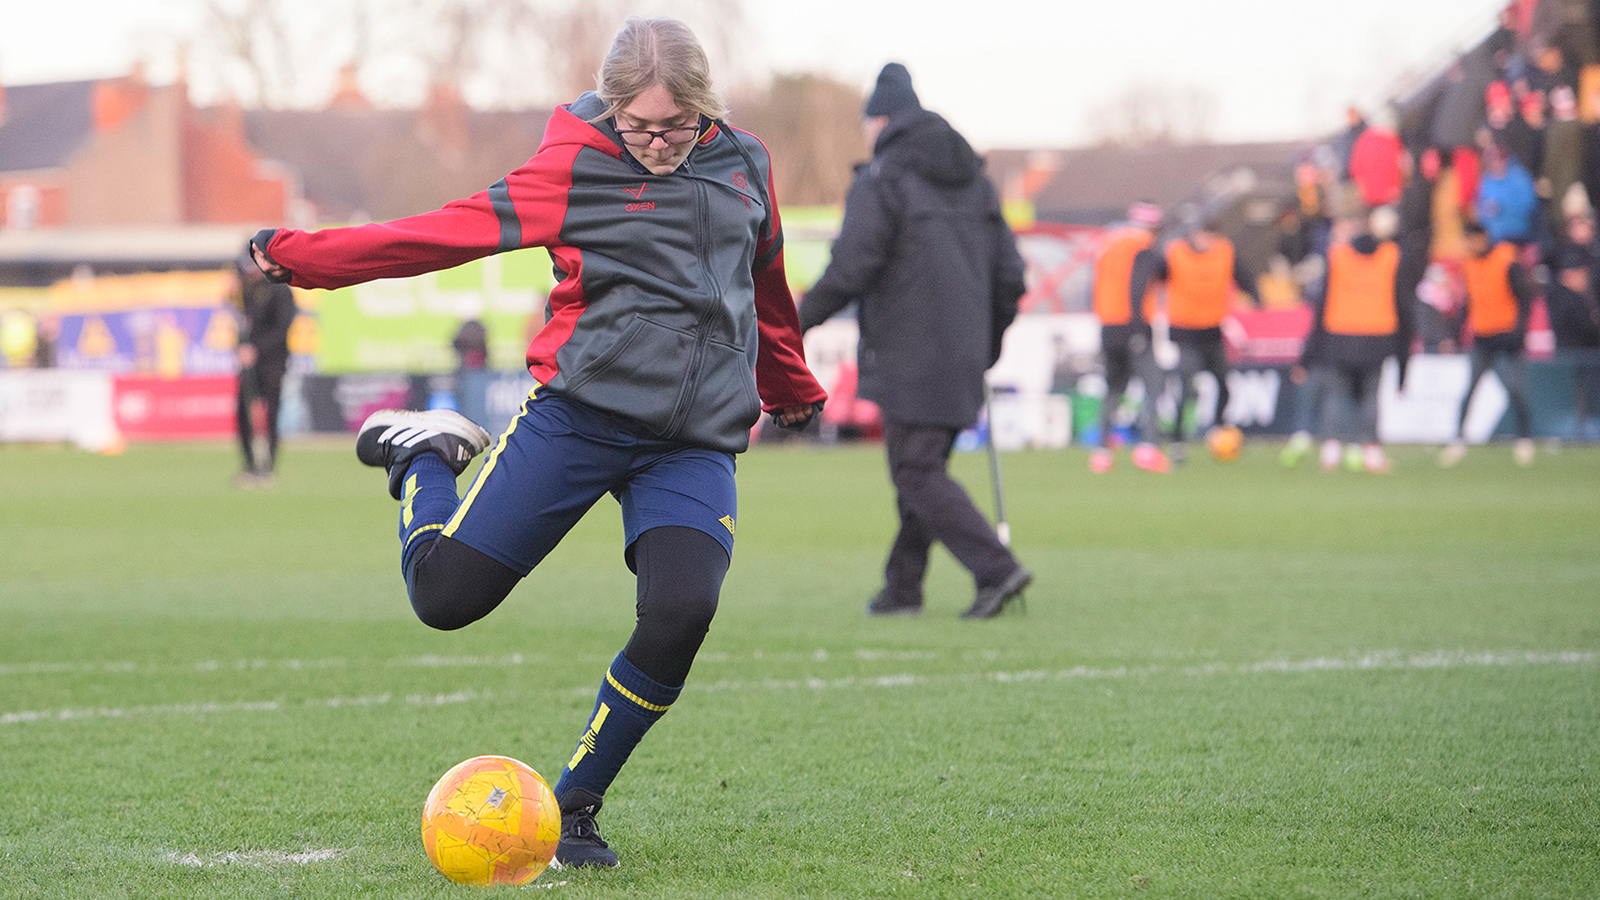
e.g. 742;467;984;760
249;17;825;868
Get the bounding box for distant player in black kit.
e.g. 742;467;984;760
233;251;297;486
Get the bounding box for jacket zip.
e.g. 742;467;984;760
663;176;724;439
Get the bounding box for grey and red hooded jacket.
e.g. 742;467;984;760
253;91;825;453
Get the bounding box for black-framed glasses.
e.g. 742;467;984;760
614;124;700;147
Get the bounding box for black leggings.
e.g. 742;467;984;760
1172;339;1229;443
405;525;726;686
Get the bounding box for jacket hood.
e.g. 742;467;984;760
874;110;982;187
539;92;630;158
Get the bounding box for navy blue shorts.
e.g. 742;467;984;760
442;389;737;575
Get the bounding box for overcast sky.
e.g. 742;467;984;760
3;0;1510;148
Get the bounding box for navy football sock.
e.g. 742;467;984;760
398;453;461;572
554;652;681;809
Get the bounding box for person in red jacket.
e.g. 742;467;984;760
251;17;825;868
1348;110;1404;209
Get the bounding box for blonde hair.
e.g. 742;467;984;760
594;17;727;122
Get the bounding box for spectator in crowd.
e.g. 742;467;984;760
1454;145;1485;220
1441;222;1538;466
451;318;492;429
1295;207;1423;473
1275;201;1316;267
1399;148;1439;241
1583;89;1600;215
797;62;1031;620
1333;107;1368;180
32;314;57;369
233;251;298;486
1515;87;1548;174
1527;43;1575;97
1295;157;1334;258
1542;85;1586;239
1477;144;1540;245
1430;148;1470;262
1486;80;1542;172
1349;109;1406;209
1129;214;1261;460
1548;208;1600;436
1087;202;1170;474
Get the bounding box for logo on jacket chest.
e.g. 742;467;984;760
623;182;655;212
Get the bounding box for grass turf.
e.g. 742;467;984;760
0;438;1596;898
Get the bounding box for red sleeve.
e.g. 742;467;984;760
750;159;828;412
263;144;579;291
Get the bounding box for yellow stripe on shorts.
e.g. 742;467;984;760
443;385;538;539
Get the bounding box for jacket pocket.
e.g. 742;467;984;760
675;337;762;451
562;316;696;436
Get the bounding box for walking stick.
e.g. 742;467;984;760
985;385;1011;547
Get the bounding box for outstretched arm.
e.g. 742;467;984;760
250;144;580;290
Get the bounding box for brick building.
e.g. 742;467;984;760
0;68;294;232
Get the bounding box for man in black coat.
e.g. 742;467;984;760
234;251;298;484
1549;210;1600;436
798;63;1031;620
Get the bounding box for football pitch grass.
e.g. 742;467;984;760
1;438;1596;898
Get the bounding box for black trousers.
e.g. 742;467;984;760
1316;361;1383;444
1102;333;1166;444
405;525;724;687
237;362;285;474
882;420;1018;604
1171;338;1230;443
1458;345;1532;439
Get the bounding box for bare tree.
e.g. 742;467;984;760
192;0;754;111
1086;82;1219;147
198;0;301;108
730;73;867;206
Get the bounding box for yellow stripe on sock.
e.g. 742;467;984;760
443;385;538;539
605;669;672;713
401;473;418;529
566;702;610;771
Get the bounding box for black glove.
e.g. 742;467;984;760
773;401;825;431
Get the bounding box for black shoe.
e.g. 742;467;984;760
961;567;1033;620
555;793;620;869
354;409;492;499
866;590;922;616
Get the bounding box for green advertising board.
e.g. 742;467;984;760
310;207;847;374
313;247;555;374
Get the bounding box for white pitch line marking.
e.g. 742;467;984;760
0;648;942;678
164;849;344;867
2;651;1593;727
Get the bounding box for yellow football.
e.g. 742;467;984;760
1207;424;1244;462
420;755;560;886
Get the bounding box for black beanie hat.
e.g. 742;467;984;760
864;63;921;118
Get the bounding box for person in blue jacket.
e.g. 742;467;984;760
1477;143;1539;246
